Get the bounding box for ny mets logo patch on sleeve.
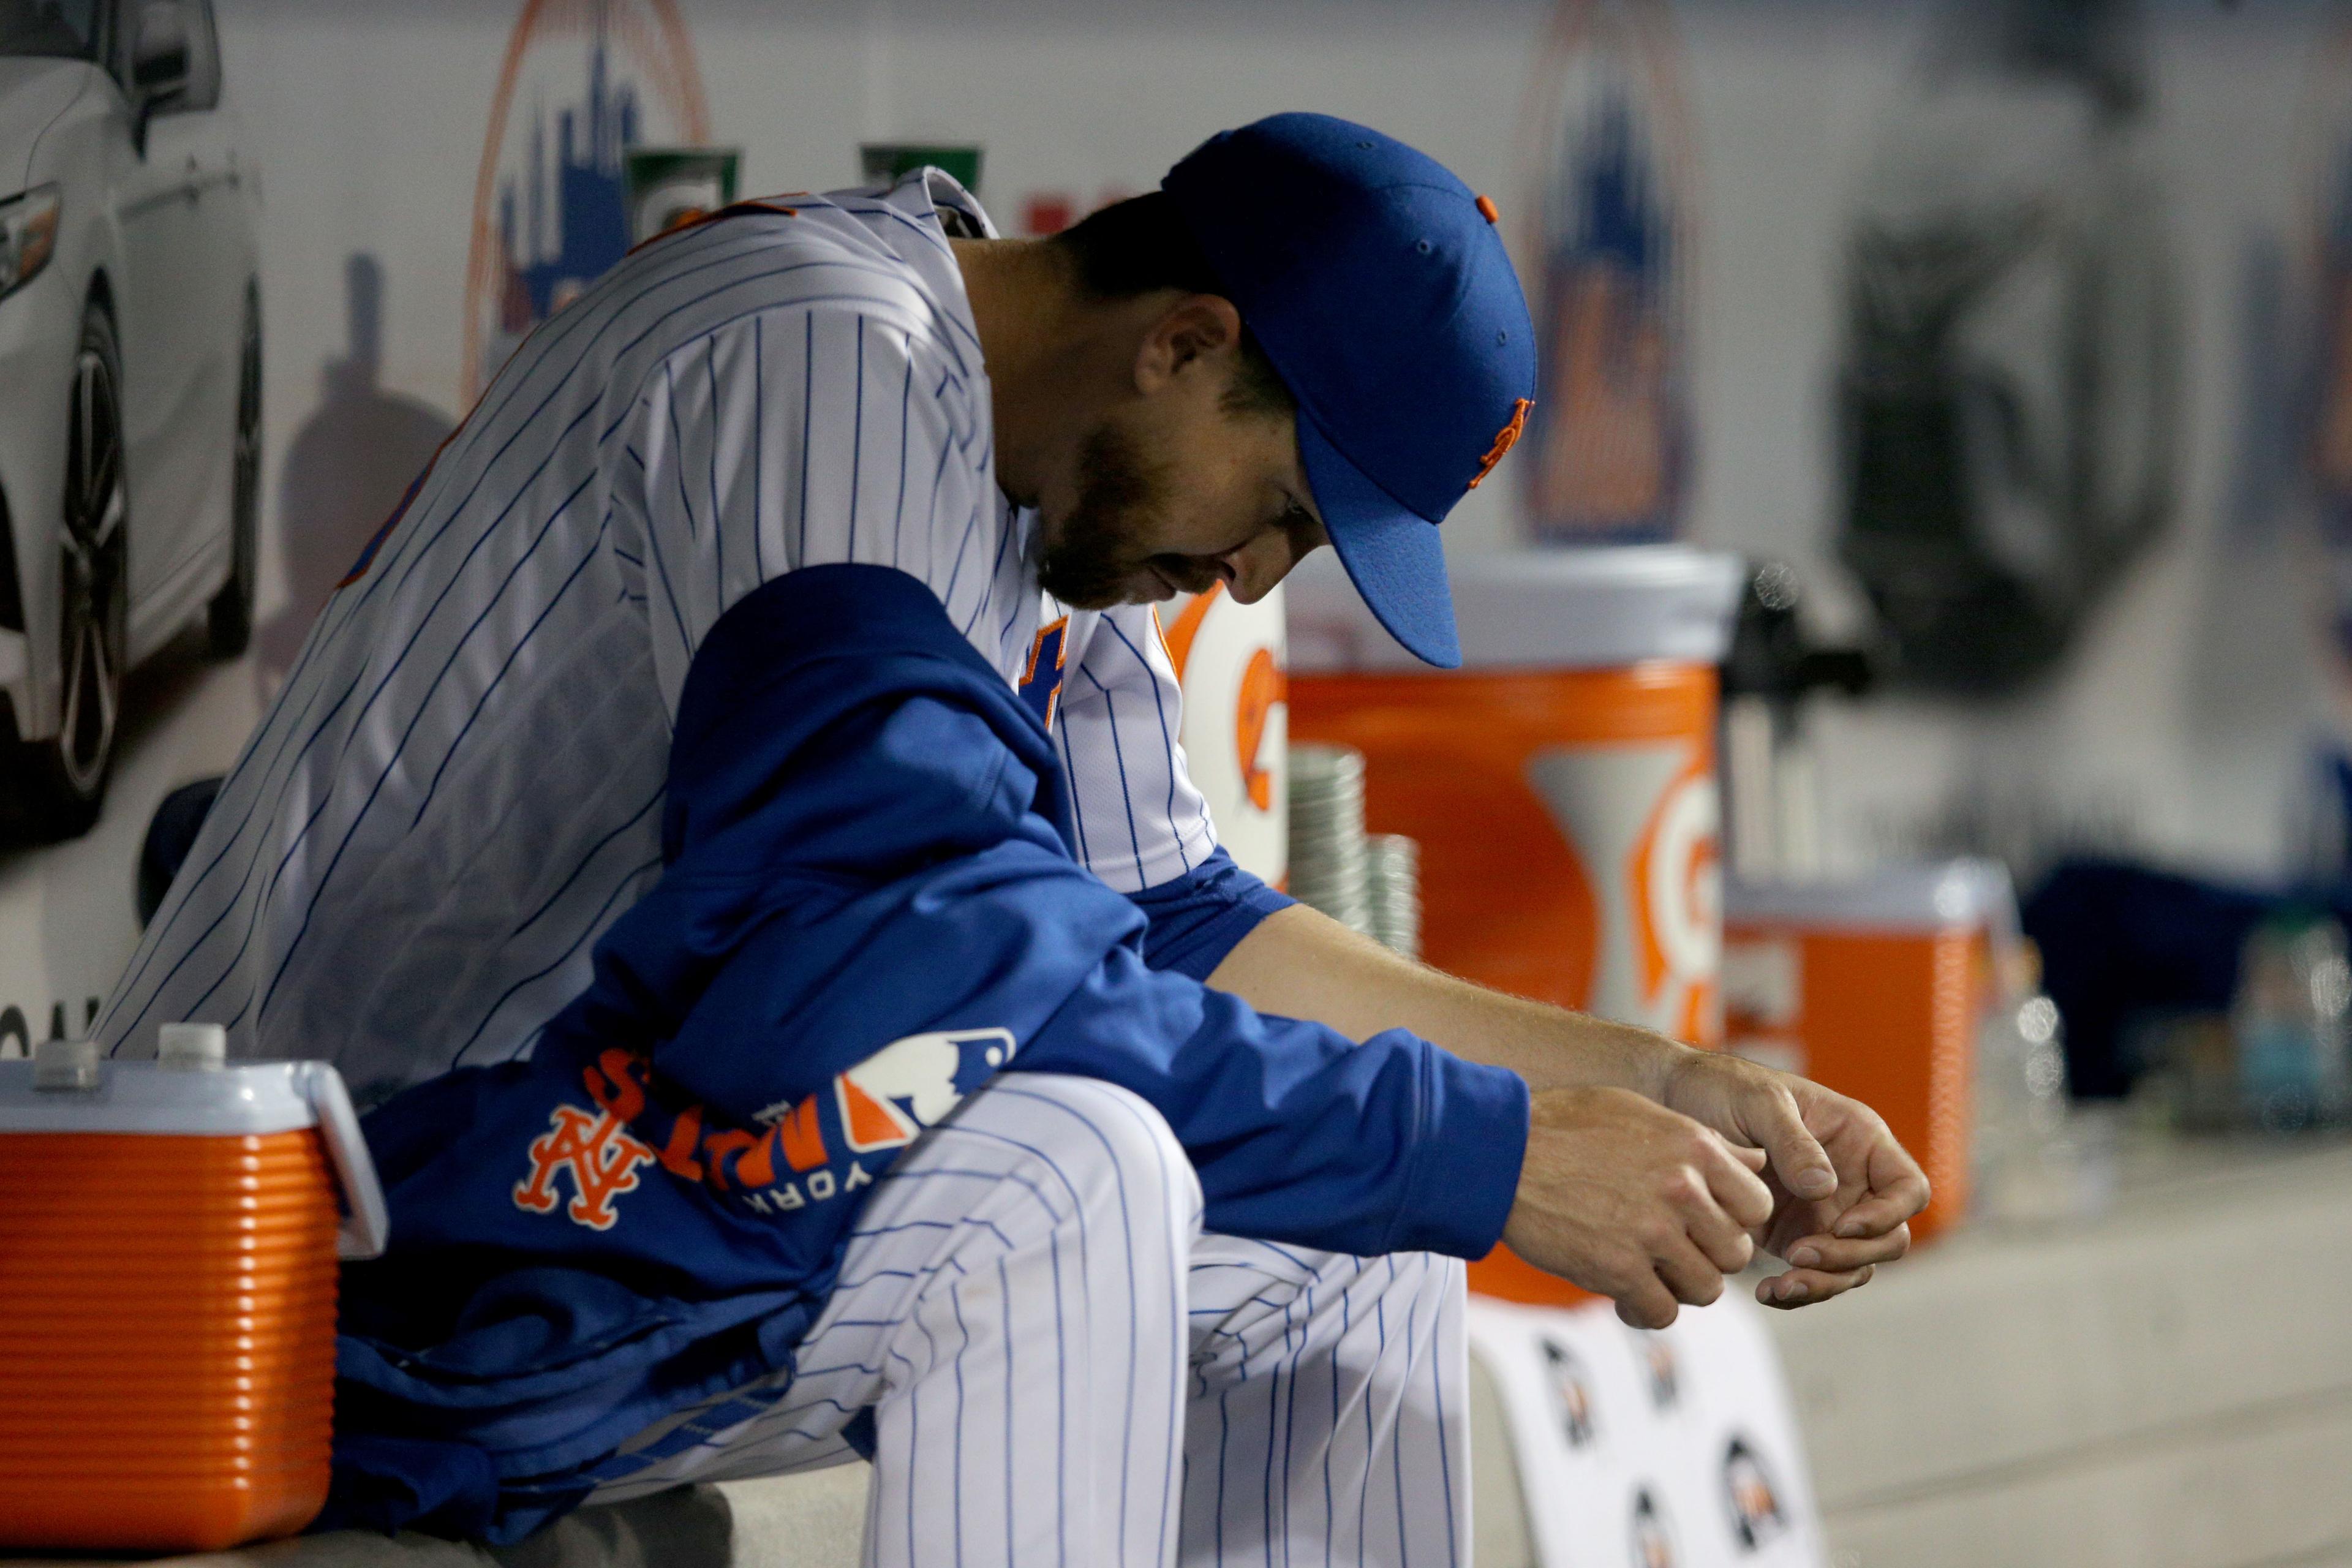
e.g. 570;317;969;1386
1019;616;1069;732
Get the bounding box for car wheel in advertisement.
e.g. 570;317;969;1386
12;302;127;843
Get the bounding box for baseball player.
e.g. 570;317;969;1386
100;115;1926;1561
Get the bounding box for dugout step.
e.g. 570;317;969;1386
0;1356;1534;1567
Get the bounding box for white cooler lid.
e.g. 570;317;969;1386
1286;545;1746;673
0;1051;323;1134
0;1041;391;1258
1725;859;2019;937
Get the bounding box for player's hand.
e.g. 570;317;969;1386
1502;1087;1776;1330
1657;1051;1929;1310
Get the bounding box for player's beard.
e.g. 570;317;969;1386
1036;418;1212;608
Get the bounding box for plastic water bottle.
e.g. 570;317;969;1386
1975;942;2077;1222
2232;913;2352;1131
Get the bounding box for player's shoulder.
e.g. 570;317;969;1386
613;178;976;368
616;195;907;303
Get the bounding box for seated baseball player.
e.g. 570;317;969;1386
98;114;1927;1560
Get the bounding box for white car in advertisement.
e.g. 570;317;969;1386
0;0;258;839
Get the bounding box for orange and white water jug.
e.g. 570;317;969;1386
1723;864;2012;1245
1164;581;1287;886
1286;546;1742;1308
0;1027;386;1554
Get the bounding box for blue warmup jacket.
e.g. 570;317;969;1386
322;564;1529;1540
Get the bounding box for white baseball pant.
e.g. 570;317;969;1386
587;1072;1471;1567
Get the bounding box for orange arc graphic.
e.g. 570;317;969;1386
1161;582;1221;682
462;0;713;403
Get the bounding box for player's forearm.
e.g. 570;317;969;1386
1204;903;1700;1099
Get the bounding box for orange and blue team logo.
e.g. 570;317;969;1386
1517;0;1694;543
514;1028;1017;1230
349;2;707;591
461;0;709;401
1019;616;1069;731
513;1100;656;1231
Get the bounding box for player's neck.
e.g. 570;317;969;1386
952;236;1134;510
952;237;1078;507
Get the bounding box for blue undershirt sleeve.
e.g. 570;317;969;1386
1126;847;1297;981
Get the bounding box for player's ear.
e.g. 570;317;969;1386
1134;294;1243;393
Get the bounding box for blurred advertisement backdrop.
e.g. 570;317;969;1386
0;0;2328;1049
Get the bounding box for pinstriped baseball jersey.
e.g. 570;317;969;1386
96;169;1216;1104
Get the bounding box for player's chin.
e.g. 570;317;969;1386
1052;579;1149;612
1041;561;1185;609
1120;565;1183;606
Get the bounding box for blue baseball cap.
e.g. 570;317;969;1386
1163;113;1537;668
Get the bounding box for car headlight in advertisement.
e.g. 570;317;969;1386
0;185;61;303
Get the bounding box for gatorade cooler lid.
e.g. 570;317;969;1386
0;1040;390;1258
1286;545;1744;673
1725;859;2018;938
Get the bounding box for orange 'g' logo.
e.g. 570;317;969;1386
1468;397;1534;490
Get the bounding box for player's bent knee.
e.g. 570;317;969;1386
1348;1245;1468;1304
968;1071;1203;1231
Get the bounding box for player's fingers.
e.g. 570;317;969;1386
1830;1177;1932;1240
1730;1143;1770;1173
1614;1269;1683;1330
1683;1189;1757;1275
1757;1263;1874;1309
1650;1231;1727;1309
1780;1225;1909;1274
1698;1135;1776;1231
1752;1085;1838;1201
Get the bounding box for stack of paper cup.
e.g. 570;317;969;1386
1365;834;1422;960
1287;744;1371;935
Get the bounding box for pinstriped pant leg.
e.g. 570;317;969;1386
582;1072;1200;1568
1179;1242;1469;1568
856;1074;1202;1568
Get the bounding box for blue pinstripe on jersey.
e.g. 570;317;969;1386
1101;617;1194;876
1078;665;1148;888
412;514;611;827
252;467;601;1029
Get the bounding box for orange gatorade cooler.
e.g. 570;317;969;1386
1722;864;2012;1245
0;1027;388;1553
1286;547;1742;1307
1164;581;1287;885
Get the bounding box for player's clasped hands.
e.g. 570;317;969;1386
1503;1087;1775;1329
1499;1078;1929;1330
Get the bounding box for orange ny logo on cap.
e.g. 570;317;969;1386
1469;397;1533;490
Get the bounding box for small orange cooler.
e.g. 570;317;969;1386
1722;864;2013;1245
1285;547;1743;1308
0;1028;387;1554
